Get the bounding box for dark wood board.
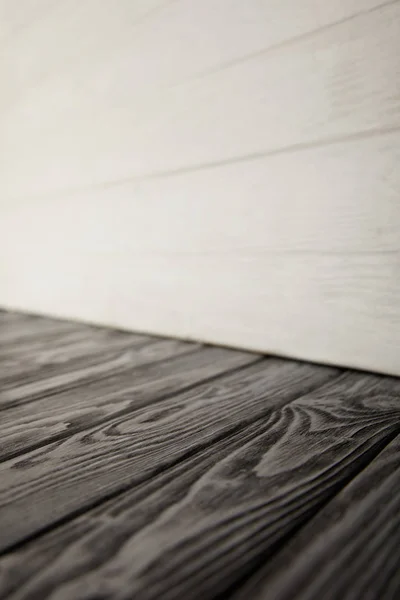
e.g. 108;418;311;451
0;357;336;552
0;338;200;410
0;315;86;345
0;420;273;599
1;310;400;600
1;370;399;599
231;434;400;600
0;344;258;460
0;326;151;371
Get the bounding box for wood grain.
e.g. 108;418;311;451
0;420;289;599
1;313;400;599
231;435;400;600
0;313;145;357
0;344;259;458
0;357;337;552
0;336;198;408
0;316;83;344
0;369;399;599
0;328;127;367
1;340;257;408
0;327;154;387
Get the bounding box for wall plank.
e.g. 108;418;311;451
1;0;398;196
1;1;400;374
1;132;399;374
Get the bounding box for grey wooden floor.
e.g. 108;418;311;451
0;310;399;600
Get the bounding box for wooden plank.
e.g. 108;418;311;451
0;316;84;344
0;310;32;323
231;435;400;600
0;326;149;364
0;309;119;335
1;0;396;196
0;359;337;551
0;309;68;324
0;368;398;599
2;132;399;375
2;4;400;378
0;338;201;411
0;328;173;392
0;341;249;410
0;313;134;359
0;313;151;358
0;420;291;599
2;0;388;97
0;344;256;457
0;307;86;326
0;310;140;343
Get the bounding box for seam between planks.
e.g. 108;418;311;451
0;356;263;463
0;343;204;413
0;337;160;387
174;0;400;85
0;368;341;556
4;126;400;205
217;428;400;600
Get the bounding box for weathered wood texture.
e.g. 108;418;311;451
1;1;400;375
1;311;400;599
0;358;337;550
231;434;400;600
0;338;203;408
0;313;204;408
0;346;261;460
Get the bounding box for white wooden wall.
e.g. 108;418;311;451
1;0;400;375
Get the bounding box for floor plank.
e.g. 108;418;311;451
0;324;150;364
0;344;259;460
1;370;399;598
0;421;279;600
1;310;399;599
0;332;178;389
0;312;151;365
231;434;400;600
38;373;400;600
0;317;84;345
0;357;336;552
0;337;200;410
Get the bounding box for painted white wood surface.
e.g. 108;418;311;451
1;0;400;375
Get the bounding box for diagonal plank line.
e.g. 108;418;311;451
152;428;400;600
0;354;262;464
0;341;201;412
4;369;399;600
108;427;400;600
178;0;400;85
6;125;400;205
0;367;340;555
0;335;157;389
0;391;271;553
227;429;400;600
